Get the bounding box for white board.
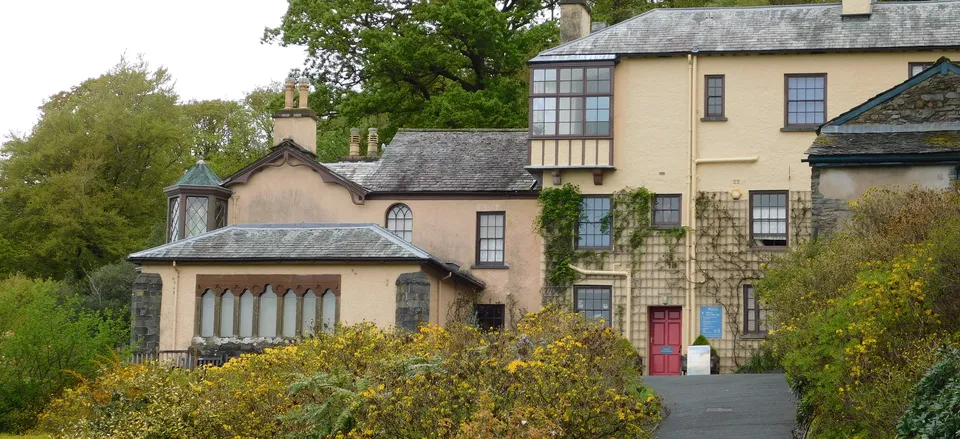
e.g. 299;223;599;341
687;345;711;376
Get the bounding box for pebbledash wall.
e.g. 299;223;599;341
534;51;959;372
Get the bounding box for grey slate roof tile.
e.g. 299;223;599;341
324;129;538;193
806;131;960;155
128;223;484;288
536;1;960;59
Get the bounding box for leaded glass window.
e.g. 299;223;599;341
168;197;181;242
575;286;612;326
386;204;413;242
214;198;227;229
751;191;788;247
185;196;209;238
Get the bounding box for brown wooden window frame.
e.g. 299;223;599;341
652;194;682;228
783;73;827;130
576;195;613;250
749;190;789;248
574;285;612;327
703;75;726;120
743;284;768;336
908;62;934;78
529;64;614;139
476;211;507;267
475;303;506;331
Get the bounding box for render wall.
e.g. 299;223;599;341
140;262;470;351
227;159;542;319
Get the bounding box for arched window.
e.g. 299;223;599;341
200;290;215;337
322;289;337;333
239;290;254;337
259;286;278;338
386;204;413;242
220;290;235;337
302;290;317;336
282;289;298;338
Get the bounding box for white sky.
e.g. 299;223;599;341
0;0;307;142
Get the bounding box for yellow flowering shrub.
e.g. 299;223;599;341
38;308;660;438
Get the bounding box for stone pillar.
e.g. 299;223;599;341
131;273;163;354
395;272;431;331
811;166;851;239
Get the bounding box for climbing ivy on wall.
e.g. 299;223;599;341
535;184;583;292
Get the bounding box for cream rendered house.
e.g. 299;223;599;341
533;0;960;373
129;81;540;357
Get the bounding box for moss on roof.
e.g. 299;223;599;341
174;160;222;187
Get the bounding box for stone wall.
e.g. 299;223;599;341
851;71;960;125
810;166;850;238
131;273;162;354
396;272;431;331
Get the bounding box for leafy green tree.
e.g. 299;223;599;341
0;276;128;433
264;0;557;135
75;259;139;316
182;99;271;177
0;58;192;279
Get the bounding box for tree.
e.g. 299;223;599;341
182;98;271;177
264;0;557;135
0;58;192;279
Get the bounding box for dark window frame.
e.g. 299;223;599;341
652;194;682;228
475;211;507;267
783;73;827;129
749;190;790;248
574;285;613;327
475;303;506;331
529;63;615;140
576;195;613;250
908;62;935;78
704;75;725;118
743;284;768;336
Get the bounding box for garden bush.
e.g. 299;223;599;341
759;187;960;438
897;347;960;439
38;307;661;438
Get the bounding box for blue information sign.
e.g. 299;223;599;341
659;346;673;355
700;306;723;339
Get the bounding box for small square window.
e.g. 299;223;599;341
909;62;934;78
784;74;826;128
653;194;682;227
575;286;612;326
475;304;505;331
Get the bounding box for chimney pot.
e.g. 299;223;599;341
297;78;310;109
559;0;591;43
591;22;607;33
349;128;361;157
283;77;296;109
367;128;379;158
842;0;872;17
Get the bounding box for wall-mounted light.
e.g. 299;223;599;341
730;188;742;200
662;294;669;305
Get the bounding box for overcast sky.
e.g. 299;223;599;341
0;1;307;142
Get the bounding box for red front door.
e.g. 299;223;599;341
649;307;683;375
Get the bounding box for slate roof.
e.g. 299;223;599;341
128;223;485;288
534;1;960;61
173;160;221;187
324;129;538;193
807;131;960;156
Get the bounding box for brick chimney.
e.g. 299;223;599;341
560;0;591;43
272;77;318;153
348;128;361;157
367;128;379;158
842;0;872;17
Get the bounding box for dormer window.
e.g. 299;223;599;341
164;159;232;242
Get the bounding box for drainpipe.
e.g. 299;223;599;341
438;271;452;325
568;264;631;343
172;260;180;351
686;53;700;345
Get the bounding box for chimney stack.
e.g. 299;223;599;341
349;128;361;157
272;77;317;153
842;0;872;17
367;128;379;157
559;0;591;43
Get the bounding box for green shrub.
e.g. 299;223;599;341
735;344;781;374
0;276;128;433
897;347;960;439
692;334;717;357
39;307;662;438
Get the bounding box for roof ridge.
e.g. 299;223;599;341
397;128;528;132
368;224;433;259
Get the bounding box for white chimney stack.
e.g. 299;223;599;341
559;0;591;43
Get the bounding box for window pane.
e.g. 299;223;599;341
475;304;505;331
387;204;414;242
322;289;337;333
200;290;215;337
751;192;788;246
168;197;181;242
239;290;254;337
478;212;506;264
653;195;681;226
258;286;277;338
302;290;317;336
220;290;234;337
282;290;297;338
575;286;612;326
578;197;611;248
185;197;208;238
785;75;825;126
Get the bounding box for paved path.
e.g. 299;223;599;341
644;373;796;439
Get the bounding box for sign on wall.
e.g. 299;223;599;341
700;306;723;339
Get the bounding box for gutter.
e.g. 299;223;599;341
568;264;632;343
695;156;759;165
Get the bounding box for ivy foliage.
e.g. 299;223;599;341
536;184;583;289
897;347;960;439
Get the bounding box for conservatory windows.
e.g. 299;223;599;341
197;283;340;339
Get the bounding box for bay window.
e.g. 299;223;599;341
530;65;613;138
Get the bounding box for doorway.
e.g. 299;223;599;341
649;306;683;375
